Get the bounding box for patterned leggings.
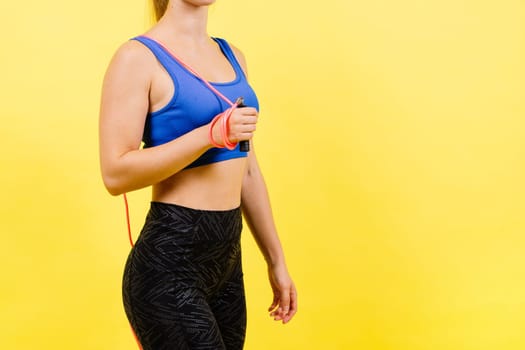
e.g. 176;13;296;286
122;202;246;350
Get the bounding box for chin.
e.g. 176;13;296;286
183;0;216;6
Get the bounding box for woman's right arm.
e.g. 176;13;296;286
99;41;213;195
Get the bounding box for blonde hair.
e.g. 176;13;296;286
152;0;169;21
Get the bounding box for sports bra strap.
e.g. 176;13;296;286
138;35;236;107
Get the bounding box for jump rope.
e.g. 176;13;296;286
123;36;249;246
123;37;251;348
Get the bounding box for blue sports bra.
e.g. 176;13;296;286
132;35;260;169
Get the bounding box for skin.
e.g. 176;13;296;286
99;0;297;324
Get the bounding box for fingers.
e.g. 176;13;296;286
268;286;298;324
266;265;298;324
278;287;291;320
236;106;258;116
283;285;297;324
268;294;279;313
232;107;258;124
228;108;258;143
209;107;258;147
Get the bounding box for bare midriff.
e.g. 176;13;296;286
152;157;247;210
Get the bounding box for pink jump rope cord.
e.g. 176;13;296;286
149;36;242;149
124;36;243;248
123;37;244;349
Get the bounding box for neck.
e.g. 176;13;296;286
158;1;210;44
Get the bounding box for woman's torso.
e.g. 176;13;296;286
134;34;258;210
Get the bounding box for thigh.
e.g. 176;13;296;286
124;264;227;350
122;227;227;349
209;263;247;350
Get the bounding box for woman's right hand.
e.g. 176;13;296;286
210;106;258;147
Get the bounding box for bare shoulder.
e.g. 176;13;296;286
100;40;155;125
112;40;155;66
227;42;249;77
104;40;157;84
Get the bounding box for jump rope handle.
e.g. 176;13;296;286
235;97;250;152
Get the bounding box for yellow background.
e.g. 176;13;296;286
1;0;523;349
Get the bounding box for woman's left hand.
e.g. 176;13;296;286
267;263;297;324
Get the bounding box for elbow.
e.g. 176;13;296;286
102;172;127;196
242;159;261;186
241;167;254;190
106;185;124;197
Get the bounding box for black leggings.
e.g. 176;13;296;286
122;202;246;350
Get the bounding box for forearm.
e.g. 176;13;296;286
101;125;211;195
241;157;286;267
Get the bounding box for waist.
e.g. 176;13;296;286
152;157;247;210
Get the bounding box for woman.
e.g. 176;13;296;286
98;0;297;349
